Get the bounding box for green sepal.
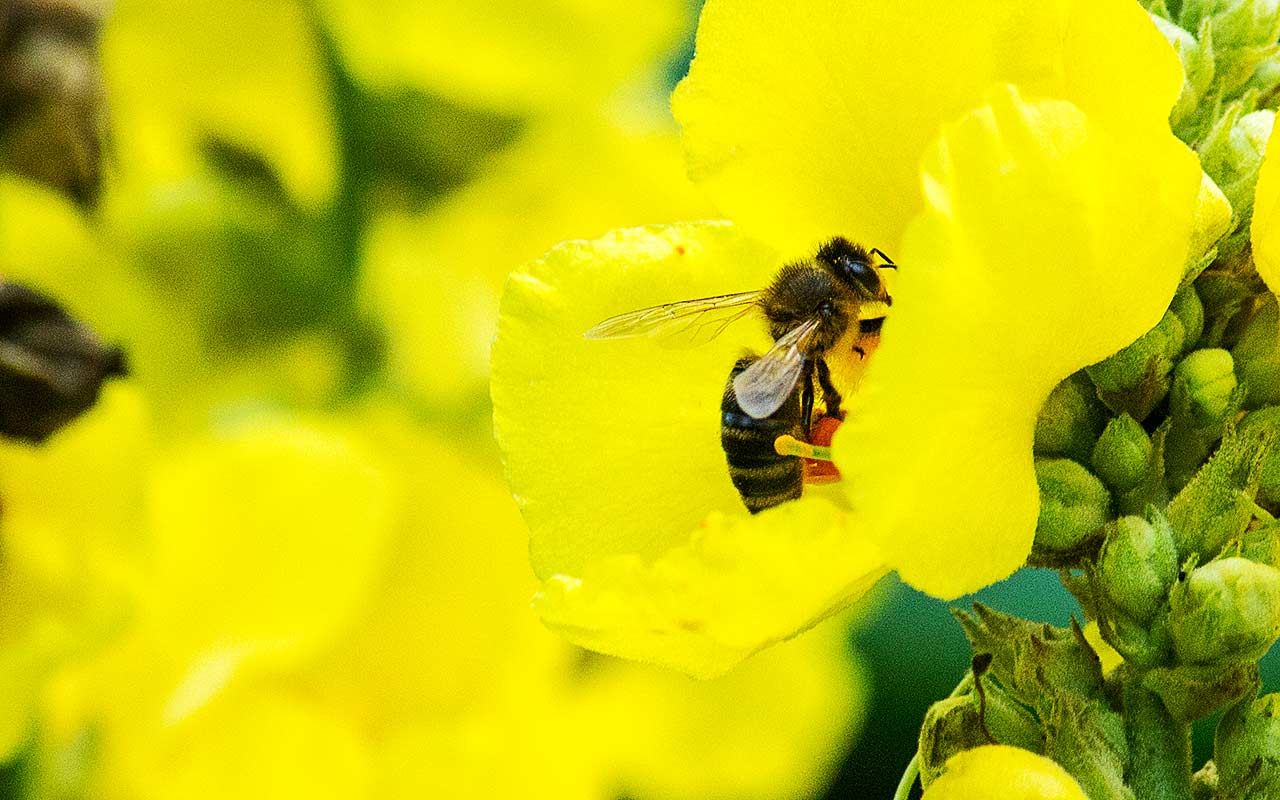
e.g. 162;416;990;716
1043;692;1135;800
1214;687;1280;800
953;605;1105;712
1167;425;1273;559
1036;372;1109;463
917;683;1045;789
1141;661;1260;721
1237;406;1280;507
1235;295;1280;409
1200;268;1263;349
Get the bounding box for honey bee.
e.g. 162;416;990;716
585;237;895;513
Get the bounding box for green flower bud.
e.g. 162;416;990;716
1087;311;1182;421
1173;349;1239;426
1169;557;1280;665
1099;515;1179;621
1171;285;1206;354
1033;458;1112;561
1091;414;1153;493
1238;406;1280;506
1035;373;1108;463
1234;295;1280;408
1215;693;1280;799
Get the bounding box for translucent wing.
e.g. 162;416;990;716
732;317;822;419
584;291;761;346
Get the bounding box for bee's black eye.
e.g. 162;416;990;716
816;237;882;299
843;260;881;298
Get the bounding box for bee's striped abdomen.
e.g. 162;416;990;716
721;357;804;514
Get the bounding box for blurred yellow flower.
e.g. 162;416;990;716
36;409;864;800
491;0;1201;675
101;0;337;209
361;111;711;407
314;0;688;114
0;384;148;761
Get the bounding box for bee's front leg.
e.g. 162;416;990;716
816;358;843;419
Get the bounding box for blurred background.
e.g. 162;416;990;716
1;1;1268;798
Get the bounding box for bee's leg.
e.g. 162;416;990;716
800;359;816;433
870;248;897;268
816;359;843;419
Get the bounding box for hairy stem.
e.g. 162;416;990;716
1125;681;1191;800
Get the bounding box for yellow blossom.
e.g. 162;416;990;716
37;409;865;800
312;0;687;114
922;746;1089;800
491;0;1201;675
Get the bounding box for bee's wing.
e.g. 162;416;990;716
732;317;822;419
583;291;761;346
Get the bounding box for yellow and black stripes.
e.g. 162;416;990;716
721;356;804;514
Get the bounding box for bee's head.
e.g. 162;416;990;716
817;236;890;304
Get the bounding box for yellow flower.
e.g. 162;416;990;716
101;0;337;209
313;0;688;114
921;746;1089;800
37;408;865;800
491;0;1201;676
0;384;149;761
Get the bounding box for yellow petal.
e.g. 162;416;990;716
315;0;687;113
0;384;151;760
1252;122;1280;292
923;745;1089;800
103;0;337;207
493;222;886;675
673;0;1186;254
145;419;395;676
837;86;1198;597
582;615;868;800
304;406;563;727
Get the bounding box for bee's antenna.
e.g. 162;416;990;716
870;248;897;269
773;435;834;461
